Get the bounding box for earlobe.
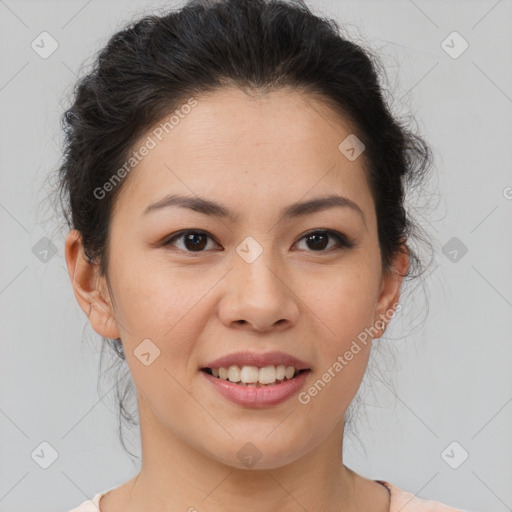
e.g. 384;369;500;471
64;229;120;339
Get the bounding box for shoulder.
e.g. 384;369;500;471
69;481;468;512
377;480;468;512
67;492;104;512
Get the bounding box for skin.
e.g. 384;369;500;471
65;86;408;512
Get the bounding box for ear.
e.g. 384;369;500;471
373;244;410;338
64;229;120;339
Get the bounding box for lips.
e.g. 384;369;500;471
201;351;311;371
201;368;311;407
200;351;312;406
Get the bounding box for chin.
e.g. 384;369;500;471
205;435;310;471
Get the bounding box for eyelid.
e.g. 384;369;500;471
162;228;354;253
295;229;354;250
162;229;220;249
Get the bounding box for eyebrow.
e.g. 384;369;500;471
143;193;366;227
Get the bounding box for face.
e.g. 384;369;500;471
66;86;406;469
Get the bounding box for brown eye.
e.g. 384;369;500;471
162;228;353;254
295;230;352;252
163;230;218;252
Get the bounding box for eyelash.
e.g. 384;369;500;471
161;229;354;254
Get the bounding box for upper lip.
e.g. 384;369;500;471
202;351;311;370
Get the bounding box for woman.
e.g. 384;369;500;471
60;0;466;510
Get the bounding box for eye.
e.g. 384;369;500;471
162;230;220;253
294;229;353;252
162;229;353;254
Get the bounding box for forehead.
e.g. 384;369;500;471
113;86;375;225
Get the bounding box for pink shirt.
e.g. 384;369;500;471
67;480;467;511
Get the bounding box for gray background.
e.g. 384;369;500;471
1;0;511;511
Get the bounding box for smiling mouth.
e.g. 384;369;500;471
201;365;310;387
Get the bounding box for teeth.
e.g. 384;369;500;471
209;364;299;385
258;365;276;384
227;365;241;382
240;365;259;383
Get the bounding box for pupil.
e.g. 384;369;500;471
307;233;328;250
185;233;207;251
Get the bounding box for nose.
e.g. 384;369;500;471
217;247;300;333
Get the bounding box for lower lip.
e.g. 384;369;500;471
201;370;310;408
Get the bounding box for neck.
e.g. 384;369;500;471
123;397;359;512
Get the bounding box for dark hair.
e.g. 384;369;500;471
56;0;434;460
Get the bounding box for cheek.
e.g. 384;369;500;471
108;248;205;335
294;332;372;448
300;265;379;347
296;263;378;401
